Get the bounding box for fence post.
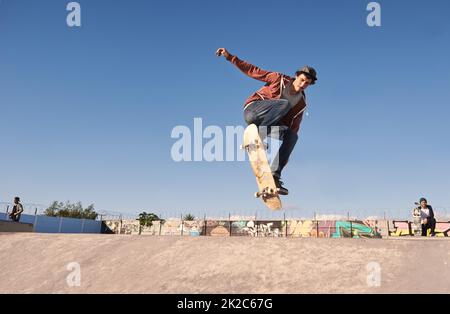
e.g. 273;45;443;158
255;212;258;237
350;220;353;238
314;212;318;238
316;220;319;238
33;214;38;232
181;214;183;236
119;215;122;235
284;212;287;238
229;213;232;236
58;216;63;233
203;214;206;236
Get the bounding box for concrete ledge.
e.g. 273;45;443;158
0;220;34;233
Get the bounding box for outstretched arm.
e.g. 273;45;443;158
216;48;280;84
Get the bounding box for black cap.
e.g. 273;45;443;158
419;197;427;203
296;66;317;85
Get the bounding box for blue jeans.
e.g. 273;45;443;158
244;99;298;179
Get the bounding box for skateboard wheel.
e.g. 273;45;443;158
254;192;260;198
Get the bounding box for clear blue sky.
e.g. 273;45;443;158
1;0;449;219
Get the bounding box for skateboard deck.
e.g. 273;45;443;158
242;124;282;210
412;206;422;236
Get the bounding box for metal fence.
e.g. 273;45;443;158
0;211;102;233
2;201;450;222
2;201;449;237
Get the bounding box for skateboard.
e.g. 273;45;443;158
412;203;422;236
241;124;282;210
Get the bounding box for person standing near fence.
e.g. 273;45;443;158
9;197;24;222
416;198;436;237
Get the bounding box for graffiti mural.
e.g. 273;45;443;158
256;221;284;237
389;221;411;236
433;222;450;237
287;220;317;237
367;220;389;237
160;220;182;236
103;219;162;235
231;221;285;237
288;220;337;238
103;219;140;234
332;220;381;238
389;221;450;237
205;221;230;236
104;220;120;233
231;221;248;236
178;220;204;236
434;221;450;237
287;220;381;238
103;219;385;238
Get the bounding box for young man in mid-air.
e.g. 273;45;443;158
216;48;317;195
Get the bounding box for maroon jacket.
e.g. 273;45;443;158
226;54;307;134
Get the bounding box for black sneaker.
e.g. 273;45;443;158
273;177;289;195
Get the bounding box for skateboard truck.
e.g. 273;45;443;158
254;187;277;199
240;141;268;151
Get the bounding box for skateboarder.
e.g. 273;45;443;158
415;198;436;236
216;48;317;195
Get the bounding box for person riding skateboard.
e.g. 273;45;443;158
415;197;436;236
216;48;317;195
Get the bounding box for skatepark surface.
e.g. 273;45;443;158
0;233;449;294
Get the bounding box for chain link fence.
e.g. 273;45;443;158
2;202;449;237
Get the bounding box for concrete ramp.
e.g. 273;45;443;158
0;220;34;232
0;234;449;293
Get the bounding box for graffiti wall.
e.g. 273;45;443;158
389;221;450;237
160;220;182;236
287;220;382;238
205;221;230;236
435;222;450;236
231;220;285;237
103;219;384;238
104;219;161;235
333;220;381;238
389;221;411;237
160;220;204;236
